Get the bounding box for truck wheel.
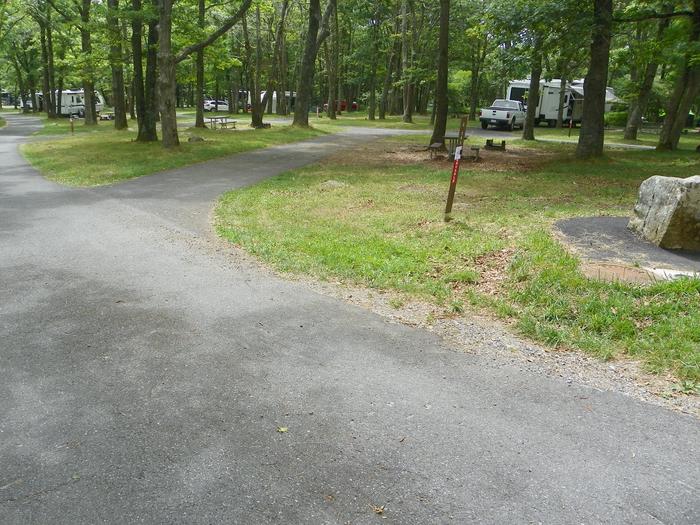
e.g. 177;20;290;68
507;118;515;131
481;121;488;130
548;119;556;128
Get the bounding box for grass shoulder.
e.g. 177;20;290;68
215;136;700;383
22;123;325;186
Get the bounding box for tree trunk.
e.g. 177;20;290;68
379;44;394;120
576;0;613;159
242;11;262;128
132;0;158;141
278;32;288;115
624;18;670;140
80;0;97;125
293;0;334;127
50;27;60;115
657;70;700;150
107;0;128;130
158;0;179;147
429;0;449;145
367;6;380;121
401;0;412;123
556;74;567;128
657;2;700;150
128;77;136;119
39;22;56;118
195;0;206;128
522;42;542;140
326;9;339;119
132;0;147;138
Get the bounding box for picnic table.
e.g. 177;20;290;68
444;130;465;158
207;116;237;129
99;112;114;121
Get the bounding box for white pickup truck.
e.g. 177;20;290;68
479;99;526;131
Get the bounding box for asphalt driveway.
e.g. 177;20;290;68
1;114;698;524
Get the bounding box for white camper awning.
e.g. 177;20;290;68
570;84;620;103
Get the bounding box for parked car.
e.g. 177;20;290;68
479;99;526;130
204;99;229;112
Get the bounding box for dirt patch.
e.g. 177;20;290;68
473;248;516;295
580;262;656;283
320;138;561;173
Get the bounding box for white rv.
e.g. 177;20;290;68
506;79;618;126
54;89;105;116
32;89;105;116
258;90;295;113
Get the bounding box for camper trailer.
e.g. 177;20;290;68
257;91;296;113
53;89;105;116
30;89;105;116
506;79;618;126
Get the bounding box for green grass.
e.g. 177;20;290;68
215;137;700;381
523;126;699;151
310;112;440;131
0;116;5;128
22;124;325;186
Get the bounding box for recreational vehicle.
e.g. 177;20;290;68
257;90;295;113
53;89;105;116
506;79;618;126
27;89;105;116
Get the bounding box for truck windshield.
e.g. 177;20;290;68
492;99;518;109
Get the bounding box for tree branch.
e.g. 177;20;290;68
175;0;253;63
614;10;693;24
315;0;336;49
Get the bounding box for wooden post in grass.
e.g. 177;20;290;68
444;117;468;222
444;145;463;222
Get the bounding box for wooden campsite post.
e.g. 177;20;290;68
444;117;468;222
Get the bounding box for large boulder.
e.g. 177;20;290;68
628;175;700;251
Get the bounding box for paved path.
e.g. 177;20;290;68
1;114;698;524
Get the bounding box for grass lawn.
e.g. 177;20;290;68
310;112;443;131
521;125;699;150
0;116;5;128
22;123;324;186
215;136;700;384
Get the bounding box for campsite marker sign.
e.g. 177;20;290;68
444;146;462;222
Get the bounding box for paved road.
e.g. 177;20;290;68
1;114;698;524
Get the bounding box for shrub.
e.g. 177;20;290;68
604;111;628;127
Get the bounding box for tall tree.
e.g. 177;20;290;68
657;1;700;150
78;0;97;125
623;16;669;140
576;0;613;159
292;0;334;127
157;0;252;147
194;0;206;128
107;0;128;129
400;0;412;123
430;0;449;146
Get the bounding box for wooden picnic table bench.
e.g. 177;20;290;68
444;130;470;158
207;116;237;130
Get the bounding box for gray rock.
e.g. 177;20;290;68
319;180;347;190
628;175;700;250
187;135;205;142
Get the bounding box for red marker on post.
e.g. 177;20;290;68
444;144;463;222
